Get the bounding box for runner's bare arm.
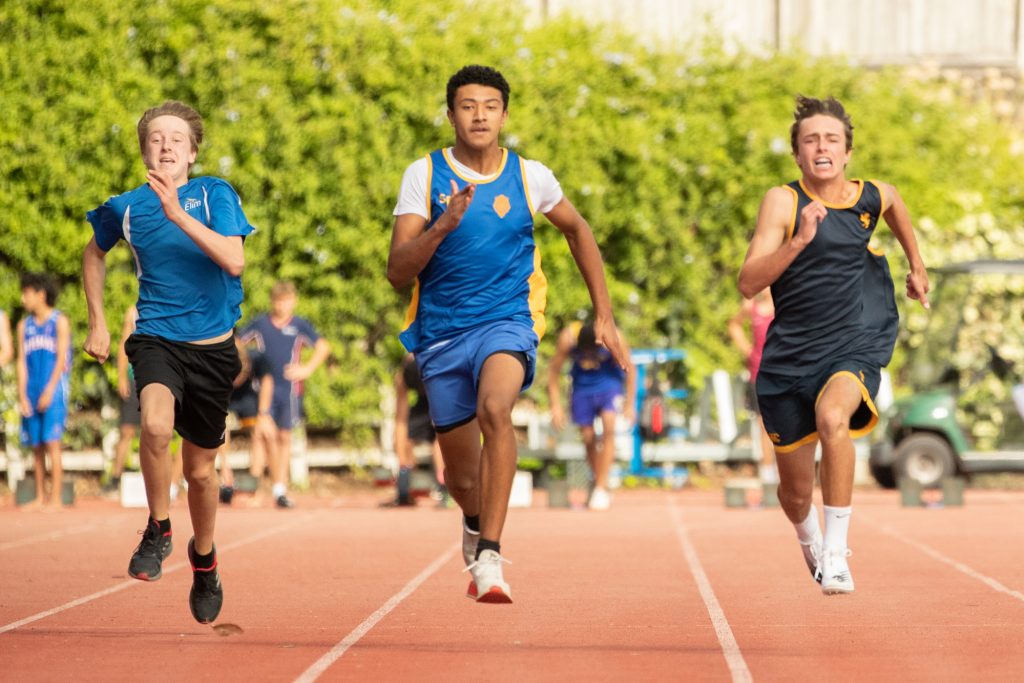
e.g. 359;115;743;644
546;327;575;431
877;181;930;309
738;186;824;297
82;237;111;363
545;197;627;369
387;180;475;288
146;169;245;277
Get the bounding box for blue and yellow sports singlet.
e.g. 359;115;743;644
399;148;547;353
760;179;898;377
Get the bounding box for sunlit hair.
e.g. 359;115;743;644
790;95;853;153
271;281;297;300
137;101;204;155
446;65;510;111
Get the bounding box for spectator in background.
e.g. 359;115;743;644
728;289;778;486
218;345;276;505
0;308;12;368
384;353;447;507
238;281;330;509
547;321;635;510
17;273;71;509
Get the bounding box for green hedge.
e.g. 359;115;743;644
2;0;1021;445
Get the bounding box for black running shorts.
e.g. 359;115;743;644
125;334;242;449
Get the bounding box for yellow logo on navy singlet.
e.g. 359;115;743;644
859;212;871;229
493;194;511;218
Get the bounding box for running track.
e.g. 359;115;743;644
1;488;1022;681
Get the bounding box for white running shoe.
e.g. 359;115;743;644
588;487;611;511
464;549;512;604
799;532;823;584
820;548;855;595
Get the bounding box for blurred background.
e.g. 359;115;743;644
1;0;1021;489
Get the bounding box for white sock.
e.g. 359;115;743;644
823;505;852;552
272;482;287;499
794;504;821;543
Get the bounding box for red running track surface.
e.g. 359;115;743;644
1;488;1023;682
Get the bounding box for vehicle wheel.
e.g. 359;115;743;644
894;432;956;489
869;462;897;489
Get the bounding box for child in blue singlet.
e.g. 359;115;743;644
16;273;71;509
84;101;254;623
388;65;628;603
547;321;635;510
739;95;930;595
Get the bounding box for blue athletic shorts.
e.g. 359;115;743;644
571;389;620;426
756;358;881;454
20;405;67;447
416;319;538;431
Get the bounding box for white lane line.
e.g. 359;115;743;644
0;517;303;635
668;498;753;683
0;522;110;552
864;517;1024;604
293;542;460;683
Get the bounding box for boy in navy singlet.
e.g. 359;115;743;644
16;273;71;509
238;281;330;508
738;96;930;595
547;321;635;510
388;65;627;603
84;101;255;623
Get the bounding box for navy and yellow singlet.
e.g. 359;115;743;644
759;179;899;377
399;148;547;353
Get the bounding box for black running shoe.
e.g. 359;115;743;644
275;495;295;509
188;538;223;624
128;518;173;581
219;485;234;505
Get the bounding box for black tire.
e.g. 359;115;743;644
894;432;956;489
870;462;897;489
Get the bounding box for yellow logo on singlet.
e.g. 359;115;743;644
493;194;511;218
859;212;871;229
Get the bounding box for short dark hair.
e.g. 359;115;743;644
576;322;597;352
446;65;510;111
790;95;853;153
20;272;59;306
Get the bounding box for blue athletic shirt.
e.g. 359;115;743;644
399;148;547;353
238;315;320;400
86;176;255;342
23;311;70;407
568;321;624;395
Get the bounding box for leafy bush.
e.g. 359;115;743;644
2;0;1021;445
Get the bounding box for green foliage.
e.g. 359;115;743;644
2;0;1022;445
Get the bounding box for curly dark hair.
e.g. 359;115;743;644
789;95;853;153
446;65;510;111
20;272;60;306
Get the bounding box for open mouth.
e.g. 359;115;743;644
814;157;833;169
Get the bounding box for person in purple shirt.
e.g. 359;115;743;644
84;101;254;623
238;281;330;508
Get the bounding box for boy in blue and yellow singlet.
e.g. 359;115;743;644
84;101;254;623
547;321;635;510
739;96;930;595
388;65;627;603
16;273;71;509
